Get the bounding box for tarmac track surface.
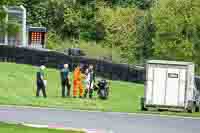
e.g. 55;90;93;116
0;106;199;133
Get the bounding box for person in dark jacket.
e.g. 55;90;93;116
60;64;71;97
36;65;47;98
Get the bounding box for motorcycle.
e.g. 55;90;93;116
94;80;110;100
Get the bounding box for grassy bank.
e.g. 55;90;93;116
1;62;200;117
0;62;143;113
0;122;84;133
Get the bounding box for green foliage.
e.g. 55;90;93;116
0;0;22;36
134;0;154;9
0;9;6;34
77;0;96;6
22;0;48;26
7;23;20;36
97;7;138;63
79;6;96;40
135;11;155;63
46;31;62;50
1;0;157;64
152;0;200;65
64;5;81;39
47;0;66;39
0;0;18;5
3;0;200;66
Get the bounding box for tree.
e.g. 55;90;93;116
64;2;81;40
135;11;155;63
103;0;135;7
47;0;65;38
97;7;138;63
134;0;154;9
22;0;48;26
152;0;200;64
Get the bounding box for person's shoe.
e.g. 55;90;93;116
89;90;93;99
83;94;86;98
79;96;83;98
73;96;77;98
84;90;88;98
84;94;87;98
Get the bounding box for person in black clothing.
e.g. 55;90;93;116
60;64;71;97
36;65;47;98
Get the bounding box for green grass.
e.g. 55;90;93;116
0;62;144;113
1;62;200;117
0;122;84;133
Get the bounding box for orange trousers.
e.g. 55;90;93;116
73;80;84;97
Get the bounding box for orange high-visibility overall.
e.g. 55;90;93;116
73;67;84;97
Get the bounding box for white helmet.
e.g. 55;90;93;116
64;64;69;68
40;65;46;70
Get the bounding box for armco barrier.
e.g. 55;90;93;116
0;45;145;83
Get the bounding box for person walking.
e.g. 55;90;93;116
73;64;84;98
84;65;95;99
60;64;71;97
36;65;47;98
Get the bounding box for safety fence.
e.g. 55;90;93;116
0;45;145;83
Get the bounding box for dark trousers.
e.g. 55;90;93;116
62;78;71;97
84;81;94;98
84;89;93;98
36;82;47;98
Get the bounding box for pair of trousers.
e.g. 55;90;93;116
61;78;71;97
36;82;47;98
73;80;83;97
84;81;94;98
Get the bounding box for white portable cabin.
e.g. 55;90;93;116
142;60;199;112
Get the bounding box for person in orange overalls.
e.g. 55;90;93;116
73;65;85;98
